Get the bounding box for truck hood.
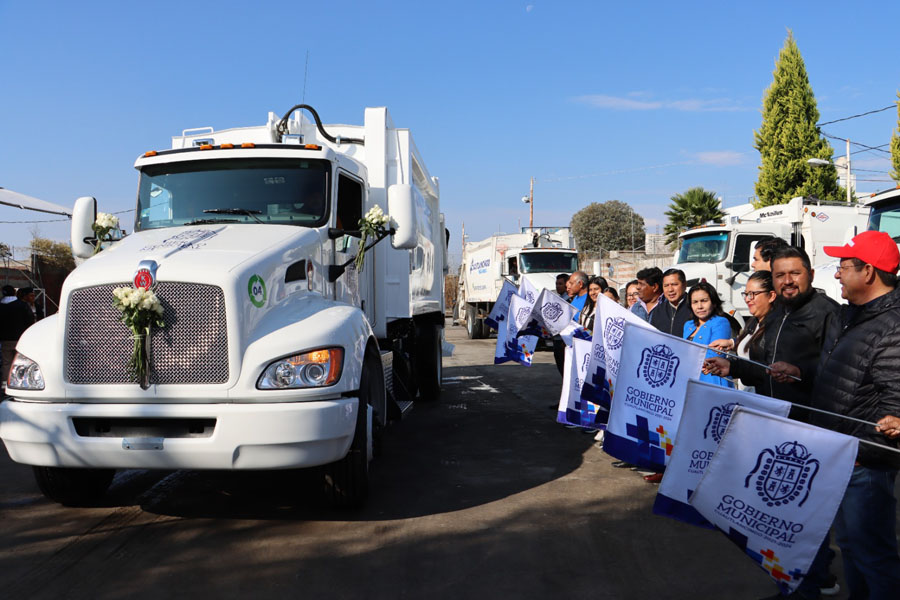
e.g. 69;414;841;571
673;262;721;285
521;272;560;293
66;224;307;287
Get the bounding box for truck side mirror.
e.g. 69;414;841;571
71;196;97;259
387;184;417;249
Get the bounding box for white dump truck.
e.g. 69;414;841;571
457;227;576;338
0;104;447;507
674;196;869;318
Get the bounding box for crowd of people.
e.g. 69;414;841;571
548;230;900;599
0;284;42;394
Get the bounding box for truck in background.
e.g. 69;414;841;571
674;196;870;318
814;187;900;300
456;227;576;338
0;104;447;508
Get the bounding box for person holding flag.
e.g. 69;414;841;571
773;230;900;598
683;282;734;389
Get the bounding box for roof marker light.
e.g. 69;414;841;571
220;143;234;149
143;151;158;157
199;144;213;150
241;143;255;148
304;144;321;150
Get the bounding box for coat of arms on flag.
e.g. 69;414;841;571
602;322;705;470
689;407;857;594
653;380;791;527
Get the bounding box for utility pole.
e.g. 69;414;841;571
529;176;534;230
846;138;852;204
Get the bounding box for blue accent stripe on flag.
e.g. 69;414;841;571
652;493;713;529
602;431;666;470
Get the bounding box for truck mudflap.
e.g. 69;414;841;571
381;349;413;421
0;398;359;470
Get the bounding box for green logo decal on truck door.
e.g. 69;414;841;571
248;274;267;307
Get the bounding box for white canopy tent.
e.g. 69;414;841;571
0;187;71;217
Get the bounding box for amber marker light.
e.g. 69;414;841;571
220;143;234;149
241;143;255;148
143;151;158;157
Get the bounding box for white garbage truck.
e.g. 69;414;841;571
674;196;869;318
0;104;447;507
456;227;576;338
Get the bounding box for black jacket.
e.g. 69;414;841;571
649;295;693;337
0;298;35;341
729;290;839;416
810;287;900;469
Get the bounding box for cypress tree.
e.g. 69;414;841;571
754;31;842;207
891;92;900;183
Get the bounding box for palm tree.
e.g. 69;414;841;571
664;187;724;249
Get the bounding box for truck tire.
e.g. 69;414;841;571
414;321;442;401
466;304;484;339
320;348;382;508
33;466;115;507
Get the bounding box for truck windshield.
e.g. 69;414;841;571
136;158;329;231
868;198;900;241
519;252;578;273
677;232;729;263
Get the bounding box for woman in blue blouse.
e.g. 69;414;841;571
683;282;734;388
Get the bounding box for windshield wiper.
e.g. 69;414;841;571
185;218;240;225
203;208;264;224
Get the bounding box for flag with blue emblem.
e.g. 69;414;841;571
689;407;857;594
654;380;790;527
485;279;519;331
594;295;654;391
532;289;577;336
557;337;601;426
494;293;539;366
603;322;705;470
517;275;540;307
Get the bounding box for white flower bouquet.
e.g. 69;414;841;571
92;212;119;255
113;286;165;384
355;205;391;272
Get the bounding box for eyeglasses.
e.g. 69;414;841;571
741;290;770;300
836;263;865;273
627;292;640;298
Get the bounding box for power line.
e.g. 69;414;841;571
817;104;895;127
822;132;891;155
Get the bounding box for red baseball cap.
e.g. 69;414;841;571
824;230;900;273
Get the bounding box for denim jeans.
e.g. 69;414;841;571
833;466;900;600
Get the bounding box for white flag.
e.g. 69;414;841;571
603;322;706;470
557;337;600;427
517;276;540;306
485;279;518;331
494;294;539;366
532;289;578;336
690;407;857;594
654;380;791;527
594;294;654;390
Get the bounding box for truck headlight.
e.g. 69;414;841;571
7;353;45;390
257;348;343;389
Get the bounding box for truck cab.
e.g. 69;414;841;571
0;106;446;508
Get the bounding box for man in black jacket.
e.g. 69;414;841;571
649;268;692;336
794;231;900;598
712;247;840;408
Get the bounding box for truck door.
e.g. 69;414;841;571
334;172;374;323
729;234;772;313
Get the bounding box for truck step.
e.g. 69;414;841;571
381;349;413;422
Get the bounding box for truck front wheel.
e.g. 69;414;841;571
319;348;382;508
33;466;115;506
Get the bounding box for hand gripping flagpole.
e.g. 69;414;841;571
671;333;803;382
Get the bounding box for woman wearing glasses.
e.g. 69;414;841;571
705;271;777;391
623;280;640;308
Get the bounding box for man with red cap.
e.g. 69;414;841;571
777;230;900;598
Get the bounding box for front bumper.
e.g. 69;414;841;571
0;398;359;470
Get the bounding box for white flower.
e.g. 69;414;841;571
364;205;389;227
95;213;119;230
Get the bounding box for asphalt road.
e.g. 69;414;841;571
1;319;891;599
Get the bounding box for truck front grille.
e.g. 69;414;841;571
66;282;229;385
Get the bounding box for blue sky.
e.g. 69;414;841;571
2;1;899;266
